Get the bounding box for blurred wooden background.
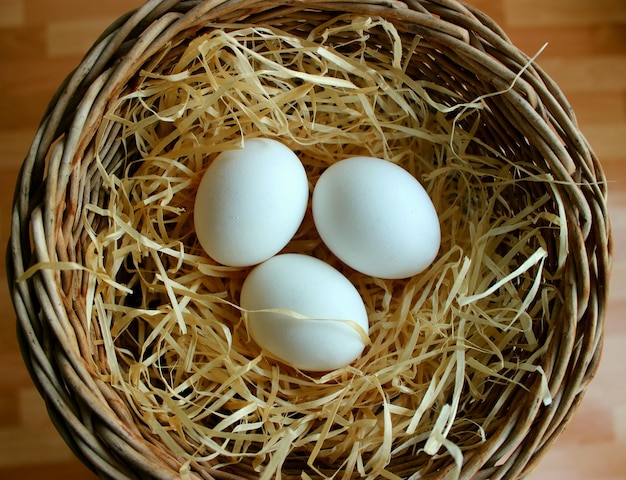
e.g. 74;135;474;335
0;0;625;478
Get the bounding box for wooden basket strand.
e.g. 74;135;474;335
7;1;611;479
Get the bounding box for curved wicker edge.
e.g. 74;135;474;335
6;0;612;479
8;4;199;479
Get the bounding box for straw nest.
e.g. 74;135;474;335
7;1;611;479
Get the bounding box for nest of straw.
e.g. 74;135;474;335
8;1;611;480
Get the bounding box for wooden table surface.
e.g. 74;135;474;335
0;1;625;479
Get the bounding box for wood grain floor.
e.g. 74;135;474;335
0;1;625;478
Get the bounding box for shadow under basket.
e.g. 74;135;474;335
7;1;612;479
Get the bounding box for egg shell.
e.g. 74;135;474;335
240;253;369;372
312;156;440;279
194;138;309;267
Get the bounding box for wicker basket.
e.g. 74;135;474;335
7;1;611;479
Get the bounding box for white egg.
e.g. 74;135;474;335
312;156;440;279
194;138;309;267
240;254;369;372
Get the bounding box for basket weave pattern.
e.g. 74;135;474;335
7;0;611;479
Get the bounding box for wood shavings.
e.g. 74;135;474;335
73;15;562;479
